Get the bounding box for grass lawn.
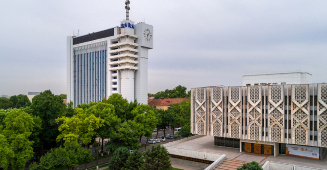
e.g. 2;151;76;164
171;168;183;170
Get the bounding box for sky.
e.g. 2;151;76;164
1;0;327;96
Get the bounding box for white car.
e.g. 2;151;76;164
148;139;156;144
155;138;160;143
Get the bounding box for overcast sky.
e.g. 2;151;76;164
1;0;327;96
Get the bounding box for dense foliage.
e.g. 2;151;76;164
30;90;67;152
0;109;35;170
169;100;192;137
108;145;171;170
142;145;172;170
237;161;263;170
0;89;182;169
150;85;190;99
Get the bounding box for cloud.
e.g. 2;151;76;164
0;0;327;95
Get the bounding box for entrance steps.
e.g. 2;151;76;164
214;158;246;170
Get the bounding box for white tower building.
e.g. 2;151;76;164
67;0;153;107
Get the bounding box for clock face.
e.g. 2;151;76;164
143;29;152;41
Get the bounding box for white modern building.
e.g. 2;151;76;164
67;1;153;107
243;72;312;86
191;83;327;159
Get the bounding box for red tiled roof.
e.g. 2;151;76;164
148;98;189;106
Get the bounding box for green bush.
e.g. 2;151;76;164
237;161;263;170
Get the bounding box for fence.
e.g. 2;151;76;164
262;161;327;170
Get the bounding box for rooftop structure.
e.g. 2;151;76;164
148;98;189;110
242;72;312;86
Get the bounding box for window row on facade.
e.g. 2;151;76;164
73;49;107;107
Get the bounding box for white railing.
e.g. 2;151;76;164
204;154;226;170
262;161;327;170
163;135;203;147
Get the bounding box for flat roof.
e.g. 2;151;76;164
73;28;115;45
242;72;312;77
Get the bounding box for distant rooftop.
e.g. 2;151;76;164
243;71;312;77
28;92;41;95
148;98;189;106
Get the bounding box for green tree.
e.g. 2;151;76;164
106;120;139;151
133;104;158;142
108;147;130;170
59;94;67;100
0;97;13;109
10;94;31;108
102;94;129;121
142;145;171;170
169;100;192;137
237;161;263;170
0;109;6;127
125;150;143;170
0;134;14;170
86;102;119;152
1;109;34;170
153;85;189;99
56;112;104;146
156;109;171;137
30;90;66;152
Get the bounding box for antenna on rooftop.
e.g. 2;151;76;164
125;0;130;20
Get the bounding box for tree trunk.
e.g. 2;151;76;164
163;129;166;138
85;162;87;170
156;128;159;138
41;141;44;156
96;149;99;169
102;137;104;152
172;127;175;135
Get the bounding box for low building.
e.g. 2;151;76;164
148;98;188;110
243;72;312;86
190;83;327;160
27;92;41;102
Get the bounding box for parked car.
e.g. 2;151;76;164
161;136;166;142
166;134;174;139
148;139;156;144
155;138;160;143
153;128;157;132
174;127;181;132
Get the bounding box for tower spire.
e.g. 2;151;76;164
125;0;130;20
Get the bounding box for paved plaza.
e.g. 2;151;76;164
168;135;327;169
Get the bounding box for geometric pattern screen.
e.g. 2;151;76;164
318;84;327;147
291;85;310;145
191;84;327;148
228;87;242;139
247;86;262;141
268;85;284;142
195;88;206;135
210;87;223;137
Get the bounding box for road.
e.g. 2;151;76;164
140;129;175;145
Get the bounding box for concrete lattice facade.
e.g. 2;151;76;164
191;84;327;148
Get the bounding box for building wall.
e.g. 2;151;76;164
191;84;327;148
242;72;312;86
67;21;153;106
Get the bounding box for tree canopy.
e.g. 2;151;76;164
0;97;13;110
142;145;171;170
0;109;35;170
237;161;263;170
151;85;190;99
10;94;31;108
30;90;67;151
